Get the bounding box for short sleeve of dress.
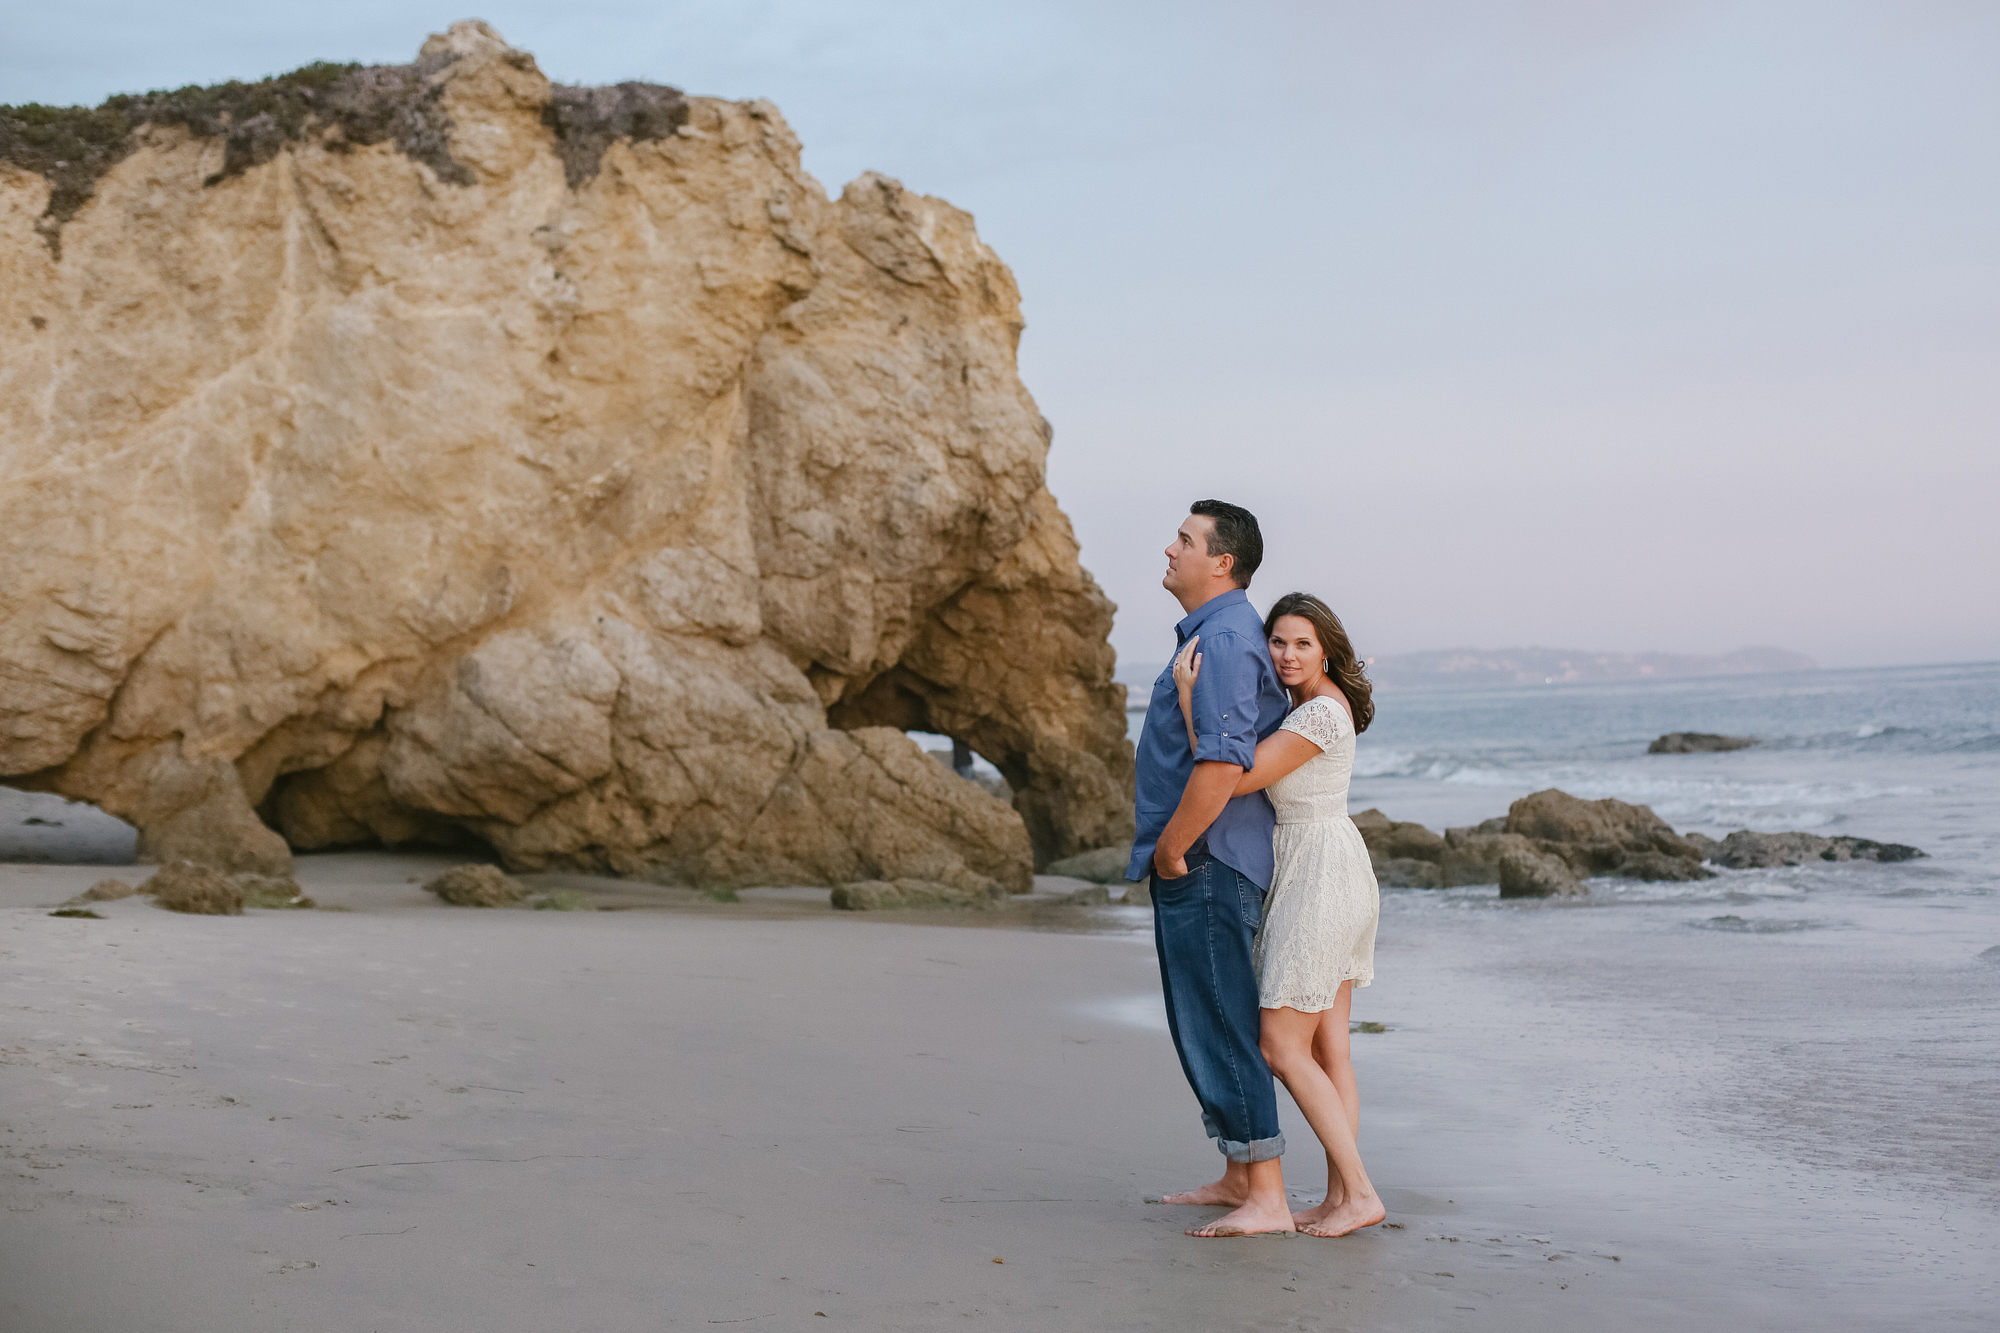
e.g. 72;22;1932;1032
1278;695;1346;753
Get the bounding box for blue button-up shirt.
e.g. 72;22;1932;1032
1127;589;1289;888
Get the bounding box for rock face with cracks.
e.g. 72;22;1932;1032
0;22;1131;890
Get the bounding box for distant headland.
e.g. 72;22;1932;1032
1365;645;1815;691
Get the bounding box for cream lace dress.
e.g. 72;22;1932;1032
1253;694;1380;1012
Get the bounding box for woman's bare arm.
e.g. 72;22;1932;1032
1171;636;1202;755
1231;729;1322;795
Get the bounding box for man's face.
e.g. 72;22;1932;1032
1163;514;1225;598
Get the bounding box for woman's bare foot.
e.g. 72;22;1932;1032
1157;1176;1248;1207
1301;1175;1345;1211
1292;1193;1385;1238
1187;1198;1297;1238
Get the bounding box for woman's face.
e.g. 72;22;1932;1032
1268;614;1327;687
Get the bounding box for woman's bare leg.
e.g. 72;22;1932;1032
1302;983;1359;1210
1261;998;1383;1238
1313;985;1360;1140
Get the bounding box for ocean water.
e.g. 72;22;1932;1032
1124;659;1999;867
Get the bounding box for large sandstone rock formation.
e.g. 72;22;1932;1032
0;22;1132;889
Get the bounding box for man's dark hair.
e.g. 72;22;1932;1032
1189;499;1263;588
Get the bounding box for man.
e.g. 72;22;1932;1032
1129;499;1294;1237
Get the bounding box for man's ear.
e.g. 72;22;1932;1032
1214;551;1234;582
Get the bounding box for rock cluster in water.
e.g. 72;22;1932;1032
1649;732;1759;754
1358;788;1712;896
0;22;1132;893
1682;830;1924;868
1362;789;1925;895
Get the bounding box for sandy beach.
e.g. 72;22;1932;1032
4;846;1992;1332
4;4;1991;1326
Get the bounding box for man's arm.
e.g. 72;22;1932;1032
1152;629;1262;878
1152;761;1241;878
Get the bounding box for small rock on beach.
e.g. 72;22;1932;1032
425;865;529;907
830;879;999;911
145;862;244;915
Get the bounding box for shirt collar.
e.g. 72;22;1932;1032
1175;588;1250;644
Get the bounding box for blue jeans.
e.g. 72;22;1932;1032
1152;850;1285;1162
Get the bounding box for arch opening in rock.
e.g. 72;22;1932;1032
0;21;1133;893
0;786;139;866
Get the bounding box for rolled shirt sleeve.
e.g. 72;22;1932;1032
1188;631;1262;770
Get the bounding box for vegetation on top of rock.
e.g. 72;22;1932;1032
542;82;688;188
0;54;472;253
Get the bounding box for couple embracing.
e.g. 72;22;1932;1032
1129;499;1384;1239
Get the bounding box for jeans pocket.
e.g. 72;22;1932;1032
1237;874;1266;932
1151;852;1211;903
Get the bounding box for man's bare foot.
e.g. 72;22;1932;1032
1156;1177;1247;1207
1292;1193;1386;1238
1187;1198;1297;1238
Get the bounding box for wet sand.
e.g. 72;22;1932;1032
2;852;1994;1331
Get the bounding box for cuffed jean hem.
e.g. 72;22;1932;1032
1217;1133;1286;1164
1159;853;1283;1160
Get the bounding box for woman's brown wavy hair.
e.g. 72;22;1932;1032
1263;592;1375;733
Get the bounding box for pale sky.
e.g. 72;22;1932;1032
8;1;1996;668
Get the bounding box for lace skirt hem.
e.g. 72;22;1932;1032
1259;973;1372;1013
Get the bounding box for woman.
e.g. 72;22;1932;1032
1174;591;1384;1238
